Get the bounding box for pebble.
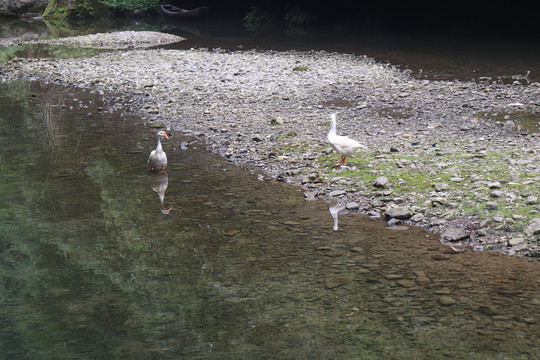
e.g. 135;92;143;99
329;190;347;197
434;182;449;191
385;206;412;220
346;202;360;210
487;181;502;189
373;176;389;188
485;201;498;210
526;195;538;204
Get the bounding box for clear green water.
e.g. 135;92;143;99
0;80;539;359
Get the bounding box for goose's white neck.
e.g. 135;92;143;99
329;114;337;135
156;136;163;151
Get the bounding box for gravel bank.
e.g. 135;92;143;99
2;31;540;257
5;30;185;49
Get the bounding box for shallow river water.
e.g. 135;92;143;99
1;77;539;359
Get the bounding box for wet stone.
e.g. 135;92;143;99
414;271;430;283
362;263;380;269
396;279;416;288
438;296;457;306
431;253;450;260
384;273;404;280
325;280;344;289
283;220;300;225
385;206;412;220
478;305;499;316
434;288;452;295
440;228;469;242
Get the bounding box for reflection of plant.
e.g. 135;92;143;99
102;0;159;12
243;6;269;32
284;7;316;27
42;1;68;19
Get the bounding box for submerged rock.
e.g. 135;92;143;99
438;295;457;306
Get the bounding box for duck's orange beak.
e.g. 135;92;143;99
163;133;169;139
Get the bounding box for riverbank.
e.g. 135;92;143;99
1;31;539;258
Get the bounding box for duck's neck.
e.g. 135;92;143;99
156;136;162;151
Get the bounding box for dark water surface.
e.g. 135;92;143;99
1;79;539;359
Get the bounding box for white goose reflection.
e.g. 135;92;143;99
329;200;346;231
148;172;171;214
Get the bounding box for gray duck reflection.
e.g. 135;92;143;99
329;200;346;231
148;172;171;214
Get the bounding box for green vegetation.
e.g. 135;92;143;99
42;0;159;19
293;65;309;71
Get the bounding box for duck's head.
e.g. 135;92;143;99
157;130;169;139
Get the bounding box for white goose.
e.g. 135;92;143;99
327;113;366;167
148;130;169;172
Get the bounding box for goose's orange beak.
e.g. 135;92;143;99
163;133;169;139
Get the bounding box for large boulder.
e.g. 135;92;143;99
0;0;48;16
